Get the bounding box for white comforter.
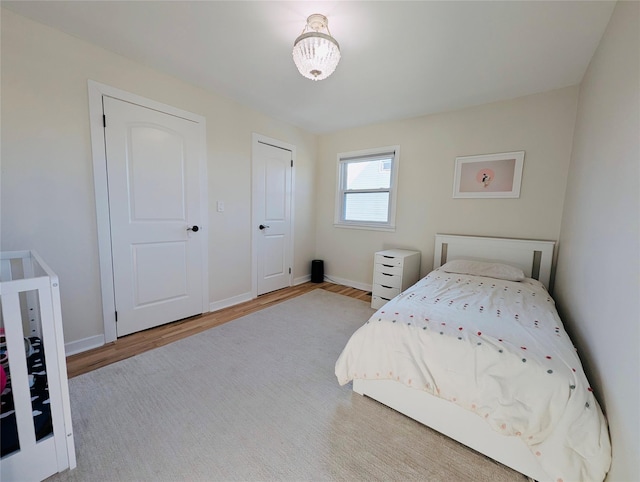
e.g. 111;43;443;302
335;269;611;482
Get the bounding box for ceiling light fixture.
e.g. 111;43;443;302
292;14;341;81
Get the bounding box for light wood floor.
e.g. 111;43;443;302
66;282;370;378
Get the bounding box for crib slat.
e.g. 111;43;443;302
21;254;43;338
36;283;75;471
0;258;12;282
49;278;77;470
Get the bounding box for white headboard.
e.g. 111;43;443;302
433;234;555;289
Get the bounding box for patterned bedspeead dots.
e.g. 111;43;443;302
522;358;527;363
547;369;553;374
569;384;576;390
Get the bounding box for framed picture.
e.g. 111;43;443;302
453;151;524;198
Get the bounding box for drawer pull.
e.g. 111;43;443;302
381;285;393;289
382;273;393;276
380;297;391;301
383;255;394;259
382;264;394;267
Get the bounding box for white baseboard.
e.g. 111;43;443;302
209;291;253;313
296;272;370;292
293;274;311;285
65;334;105;356
324;274;372;293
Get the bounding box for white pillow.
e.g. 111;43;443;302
439;259;525;282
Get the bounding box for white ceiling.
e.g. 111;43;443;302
3;1;616;134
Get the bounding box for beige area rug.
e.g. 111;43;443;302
49;290;526;482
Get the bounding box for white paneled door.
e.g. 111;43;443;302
253;138;293;295
103;96;205;337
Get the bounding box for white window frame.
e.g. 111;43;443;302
334;145;400;232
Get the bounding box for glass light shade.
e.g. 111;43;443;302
292;32;341;81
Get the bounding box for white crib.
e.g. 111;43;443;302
0;251;76;481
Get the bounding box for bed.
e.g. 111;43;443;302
1;251;76;481
335;234;611;482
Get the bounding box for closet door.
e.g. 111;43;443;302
103;97;206;336
252;137;293;296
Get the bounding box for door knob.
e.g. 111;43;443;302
259;224;270;230
187;225;200;232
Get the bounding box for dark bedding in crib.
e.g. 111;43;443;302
1;337;53;457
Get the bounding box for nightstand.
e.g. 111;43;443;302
371;249;421;310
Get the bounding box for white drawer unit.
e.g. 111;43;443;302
371;249;421;309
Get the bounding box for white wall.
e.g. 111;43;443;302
0;9;317;344
554;2;640;481
316;87;579;287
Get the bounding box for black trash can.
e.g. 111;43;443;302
311;259;324;283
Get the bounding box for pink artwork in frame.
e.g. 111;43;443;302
453;151;524;198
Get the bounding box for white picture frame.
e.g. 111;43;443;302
453;151;524;198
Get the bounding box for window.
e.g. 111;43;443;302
335;146;399;231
